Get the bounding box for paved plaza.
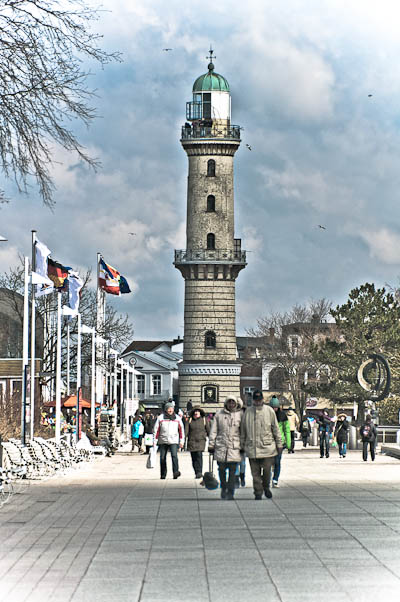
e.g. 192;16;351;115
1;446;400;602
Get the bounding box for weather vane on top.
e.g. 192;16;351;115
206;46;216;64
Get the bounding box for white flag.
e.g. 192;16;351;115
31;272;52;285
68;271;84;315
34;238;53;286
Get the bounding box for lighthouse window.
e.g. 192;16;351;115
207;159;215;177
207;233;215;250
205;331;216;349
206;195;215;212
203;93;211;119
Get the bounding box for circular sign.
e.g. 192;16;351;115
129;356;137;367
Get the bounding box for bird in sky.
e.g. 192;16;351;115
368;94;373;97
163;48;173;51
129;232;137;236
246;144;252;151
317;225;326;230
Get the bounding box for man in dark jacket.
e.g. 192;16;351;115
185;407;210;478
300;414;311;447
317;410;333;458
360;414;377;461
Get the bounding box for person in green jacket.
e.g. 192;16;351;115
269;396;291;487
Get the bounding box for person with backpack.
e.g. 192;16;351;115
286;407;299;453
334;413;349;458
185;407;210;478
241;390;282;500
300;414;311;447
360;414;377;461
208;396;243;501
269;396;291;488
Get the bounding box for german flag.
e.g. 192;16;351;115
47;258;70;289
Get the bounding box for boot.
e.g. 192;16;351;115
221;488;227;499
240;473;245;487
226;491;234;501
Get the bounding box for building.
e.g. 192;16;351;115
174;50;247;412
121;340;182;410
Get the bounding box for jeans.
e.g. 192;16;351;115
320;432;330;456
159;444;179;476
190;451;203;475
338;441;347;456
217;461;237;494
290;431;295;452
272;452;282;483
302;435;309;447
235;454;246;476
362;440;375;461
249;457;274;495
131;437;141;451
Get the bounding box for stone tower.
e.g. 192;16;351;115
174;51;247;412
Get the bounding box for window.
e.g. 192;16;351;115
206;195;215;212
243;386;256;406
11;379;22;397
207;159;215;177
202;385;218;403
268;368;286;391
207;233;215;250
205;331;216;348
0;381;5;403
152;374;161;395
203;93;211;119
136;374;145;395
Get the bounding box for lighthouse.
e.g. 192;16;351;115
174;50;247;412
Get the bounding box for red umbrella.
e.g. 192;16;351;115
43;395;100;409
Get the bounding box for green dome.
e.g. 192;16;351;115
193;63;230;93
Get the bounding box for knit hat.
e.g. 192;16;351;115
269;396;280;408
252;389;264;401
164;401;174;411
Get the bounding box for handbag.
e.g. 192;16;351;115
203;454;219;490
146;445;157;469
144;433;153;447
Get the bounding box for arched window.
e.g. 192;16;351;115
206;233;215;250
206;195;215;212
205;331;216;348
207;159;215;177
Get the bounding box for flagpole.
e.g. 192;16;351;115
91;329;95;429
29;230;37;440
21;257;29;445
76;313;81;441
55;291;62;444
96;252;106;405
66;323;70;396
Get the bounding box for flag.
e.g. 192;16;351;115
119;274;131;294
33;238;53;286
48;258;71;289
98;258;121;295
68;271;84;315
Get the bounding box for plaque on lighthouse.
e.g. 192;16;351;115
174;49;247;412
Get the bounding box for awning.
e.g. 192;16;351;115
43;395;100;409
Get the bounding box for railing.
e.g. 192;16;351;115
136;389;171;401
174;248;247;264
377;426;399;445
181;124;241;141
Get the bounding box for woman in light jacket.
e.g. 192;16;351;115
208;396;242;501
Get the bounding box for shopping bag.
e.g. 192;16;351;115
146;445;157;469
203;454;219;490
144;433;153;447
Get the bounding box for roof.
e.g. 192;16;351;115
122;340;175;354
193;63;229;93
132;350;182;371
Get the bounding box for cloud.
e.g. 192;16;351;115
358;228;400;266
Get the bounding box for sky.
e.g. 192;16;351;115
2;0;400;340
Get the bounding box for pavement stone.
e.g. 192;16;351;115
1;447;400;601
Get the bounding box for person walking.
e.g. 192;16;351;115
241;390;283;500
286;407;299;453
131;415;143;453
335;413;349;458
269;396;290;487
360;414;377;461
300;414;311;447
185;406;210;478
143;412;156;454
317;409;333;458
208;396;242;501
153;401;185;479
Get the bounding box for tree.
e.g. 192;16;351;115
247;298;333;419
0;261;134;391
0;0;120;206
311;283;400;421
